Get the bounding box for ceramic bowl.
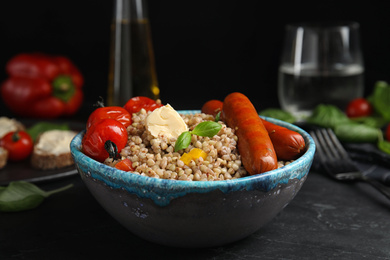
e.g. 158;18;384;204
70;112;315;248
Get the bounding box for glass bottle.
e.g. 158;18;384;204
107;0;160;106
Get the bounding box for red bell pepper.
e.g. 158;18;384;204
1;53;84;118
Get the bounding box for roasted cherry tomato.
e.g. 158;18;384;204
123;96;162;115
346;98;373;118
201;100;223;117
0;131;33;161
115;158;134;171
86;106;132;130
82;119;128;162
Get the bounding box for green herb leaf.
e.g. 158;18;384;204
258;108;296;123
174;121;222;151
174;131;192;152
350;116;388;129
0;181;73;212
378;140;390;155
372;81;390;121
215;111;221;122
27;122;70;142
307;104;350;129
334;124;382;143
191;121;222;137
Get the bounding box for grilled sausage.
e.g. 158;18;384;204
222;92;278;175
260;118;305;160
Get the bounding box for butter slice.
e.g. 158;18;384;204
146;104;188;139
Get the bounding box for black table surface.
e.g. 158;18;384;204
1;169;390;260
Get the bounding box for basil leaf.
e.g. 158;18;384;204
27;122;70;142
372;81;390;121
174;131;191;152
191;121;222;137
350;116;388;129
307;104;350;129
334;124;381;143
259;108;296;123
174;121;222;151
0;181;73;212
378;140;390;155
215;111;221;122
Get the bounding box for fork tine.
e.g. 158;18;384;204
325;129;359;173
310;130;327;164
310;129;338;175
323;128;350;160
312;129;340;164
311;128;359;175
315;129;339;161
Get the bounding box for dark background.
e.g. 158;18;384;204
1;1;389;119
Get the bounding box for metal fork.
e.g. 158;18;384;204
310;128;390;200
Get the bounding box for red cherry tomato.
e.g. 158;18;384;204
201;100;223;117
86;106;132;130
0;131;33;161
115;158;134;171
346;98;373;118
82;119;128;162
123;96;162;115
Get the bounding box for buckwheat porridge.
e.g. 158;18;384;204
104;107;292;181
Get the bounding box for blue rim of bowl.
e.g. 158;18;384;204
70;111;316;206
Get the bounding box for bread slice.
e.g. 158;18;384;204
31;130;77;170
0;117;25;138
0;117;23;169
0;147;8;169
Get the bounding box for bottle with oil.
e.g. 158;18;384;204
107;0;160;106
